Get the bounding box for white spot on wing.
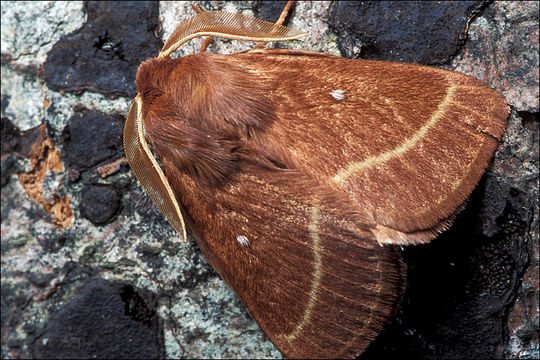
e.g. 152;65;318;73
330;89;346;101
236;235;250;247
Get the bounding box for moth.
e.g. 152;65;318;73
123;3;509;359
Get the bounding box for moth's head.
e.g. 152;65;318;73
134;55;210;141
135;58;177;111
134;55;245;188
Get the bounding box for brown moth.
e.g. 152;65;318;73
123;3;509;359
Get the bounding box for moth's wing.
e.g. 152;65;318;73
232;49;509;244
163;166;405;359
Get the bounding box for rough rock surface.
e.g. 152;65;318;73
329;1;487;64
43;1;162;98
29;279;163;359
61;108;124;171
1;1;538;359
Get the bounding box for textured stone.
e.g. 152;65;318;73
61;108;124;170
252;0;294;24
1;63;46;131
80;184;121;225
1;116;20;155
29;279;163;359
43;1;162;98
329;1;486;64
1;1;85;131
452;1;539;112
1;1;85;66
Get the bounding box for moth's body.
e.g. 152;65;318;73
133;48;508;358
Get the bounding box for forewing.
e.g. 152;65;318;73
230;49;509;244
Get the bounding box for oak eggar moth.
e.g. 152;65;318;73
123;4;509;359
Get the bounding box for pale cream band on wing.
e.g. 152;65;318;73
278;203;384;355
332;82;457;184
282;205;322;343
